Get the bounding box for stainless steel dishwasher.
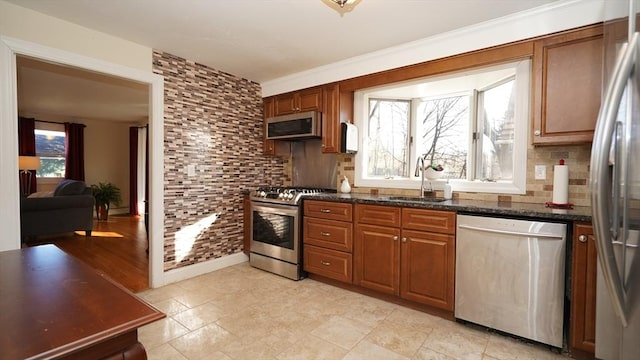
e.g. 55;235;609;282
455;214;567;347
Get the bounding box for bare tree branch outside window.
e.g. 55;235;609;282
418;96;470;179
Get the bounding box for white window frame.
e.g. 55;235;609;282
34;122;66;180
353;60;530;195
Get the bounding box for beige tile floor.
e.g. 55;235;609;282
137;262;568;360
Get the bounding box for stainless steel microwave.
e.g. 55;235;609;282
265;111;322;140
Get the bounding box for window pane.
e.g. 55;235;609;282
478;79;515;180
366;99;410;178
39;157;66;177
35;129;66;178
417;95;470;179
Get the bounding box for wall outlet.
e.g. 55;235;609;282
187;164;196;177
534;165;546;180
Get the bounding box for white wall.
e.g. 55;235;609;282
0;0;151;72
83;118;132;214
261;0;605;96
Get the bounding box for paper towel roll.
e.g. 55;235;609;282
552;162;569;204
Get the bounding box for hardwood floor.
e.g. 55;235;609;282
25;215;149;293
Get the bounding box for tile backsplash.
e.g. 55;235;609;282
153;50;284;271
335;143;592;207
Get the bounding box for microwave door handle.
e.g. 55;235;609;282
591;32;639;328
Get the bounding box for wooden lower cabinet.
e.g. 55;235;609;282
303;200;354;283
570;222;597;355
354;204;456;311
304;245;352;283
354;223;401;295
400;229;455;311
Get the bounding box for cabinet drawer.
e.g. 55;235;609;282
304;245;352;283
303;217;353;252
304;200;353;221
355;204;401;227
401;208;455;234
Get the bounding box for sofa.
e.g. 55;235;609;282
20;179;95;240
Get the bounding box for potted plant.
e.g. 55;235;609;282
91;182;122;221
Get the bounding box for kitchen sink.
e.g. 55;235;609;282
386;196;448;202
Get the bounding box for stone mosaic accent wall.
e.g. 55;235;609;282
336;143;592;207
153;50;284;271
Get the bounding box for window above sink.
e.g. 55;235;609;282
353;60;530;195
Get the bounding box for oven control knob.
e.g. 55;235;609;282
258;190;266;197
287;193;294;200
278;193;285;199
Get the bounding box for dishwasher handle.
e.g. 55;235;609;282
457;224;565;239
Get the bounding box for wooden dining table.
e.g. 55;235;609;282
0;244;164;359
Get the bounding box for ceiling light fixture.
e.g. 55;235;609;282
330;0;357;8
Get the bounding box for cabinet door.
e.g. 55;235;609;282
532;25;603;145
263;97;275;155
322;83;340;153
400;229;455;310
298;87;323;112
274;92;298;116
354;223;400;295
570;222;596;354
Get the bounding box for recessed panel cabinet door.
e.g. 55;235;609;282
400;229;455;311
532;25;603;145
570;222;596;354
354;223;400;295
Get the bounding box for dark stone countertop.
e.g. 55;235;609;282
302;193;592;223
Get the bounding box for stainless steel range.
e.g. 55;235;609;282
249;186;333;280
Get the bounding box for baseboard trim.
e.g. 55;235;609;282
161;252;249;286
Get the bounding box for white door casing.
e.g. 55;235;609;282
0;36;165;288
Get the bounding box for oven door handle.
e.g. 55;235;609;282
250;201;300;217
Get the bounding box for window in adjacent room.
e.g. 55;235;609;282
35;122;66;178
354;59;530;194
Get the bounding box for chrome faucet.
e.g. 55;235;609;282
414;155;432;198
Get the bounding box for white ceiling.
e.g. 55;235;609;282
9;0;562;122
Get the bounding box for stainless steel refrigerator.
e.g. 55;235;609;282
592;1;640;359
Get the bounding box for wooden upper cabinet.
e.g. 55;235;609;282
570;222;597;355
263;97;275;155
322;83;340;153
532;25;603;145
274;87;323;116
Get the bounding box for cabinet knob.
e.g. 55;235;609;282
578;235;588;243
320;260;331;266
402;237;407;243
534;130;541;136
393;236;398;241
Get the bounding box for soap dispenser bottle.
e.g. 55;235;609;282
340;176;351;193
443;180;452;200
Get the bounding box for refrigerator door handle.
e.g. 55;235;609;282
591;32;639;328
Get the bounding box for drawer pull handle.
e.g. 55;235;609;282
320;260;331;266
320;209;331;213
320;232;331;236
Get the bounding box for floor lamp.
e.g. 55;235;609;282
19;156;41;196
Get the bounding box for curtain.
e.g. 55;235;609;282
129;127;138;215
18;117;37;194
64;122;86;180
129;126;148;216
138;127;148;217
